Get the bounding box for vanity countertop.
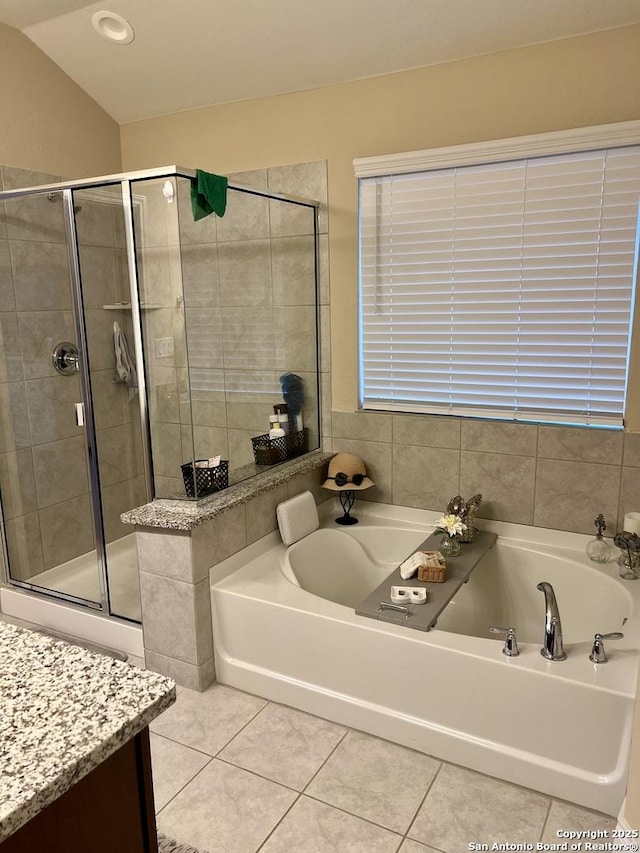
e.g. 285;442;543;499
121;449;334;531
0;621;175;843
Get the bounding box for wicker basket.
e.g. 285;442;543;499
251;428;308;465
416;551;447;583
417;565;447;583
181;460;229;498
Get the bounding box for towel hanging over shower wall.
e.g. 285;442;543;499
112;321;138;400
190;169;228;220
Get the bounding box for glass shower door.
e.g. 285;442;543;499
73;185;145;621
0;188;105;608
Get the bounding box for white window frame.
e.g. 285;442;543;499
355;120;640;428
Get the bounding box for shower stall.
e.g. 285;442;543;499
0;165;320;629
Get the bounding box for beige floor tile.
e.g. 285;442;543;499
150;733;210;812
306;730;440;833
260;795;401;853
219;702;347;790
150;683;266;755
541;800;616;841
399;840;442;853
157;759;296;853
408;763;549;853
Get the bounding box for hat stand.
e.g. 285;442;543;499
335;489;358;525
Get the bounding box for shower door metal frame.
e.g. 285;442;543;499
62;188;111;613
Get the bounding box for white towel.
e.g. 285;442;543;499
113;321;138;400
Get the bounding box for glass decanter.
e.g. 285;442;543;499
585;514;612;564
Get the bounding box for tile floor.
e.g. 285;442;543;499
150;683;617;853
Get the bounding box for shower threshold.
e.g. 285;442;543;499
1;532;143;659
24;533;141;622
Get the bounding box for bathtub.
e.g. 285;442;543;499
210;501;640;816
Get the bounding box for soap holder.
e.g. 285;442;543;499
390;586;427;605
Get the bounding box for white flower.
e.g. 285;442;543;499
435;514;467;537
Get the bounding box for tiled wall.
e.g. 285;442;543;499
140;162;329;499
0;164;145;581
330;411;640;536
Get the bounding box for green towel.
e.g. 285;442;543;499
190;169;228;220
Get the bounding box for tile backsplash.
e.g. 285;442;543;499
330;410;639;536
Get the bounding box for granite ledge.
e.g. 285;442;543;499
0;621;175;843
120;450;334;531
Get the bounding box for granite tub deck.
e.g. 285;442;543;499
121;450;333;531
0;621;175;843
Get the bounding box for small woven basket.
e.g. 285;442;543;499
418;565;447;583
416;551;447;583
251;428;308;465
181;460;229;498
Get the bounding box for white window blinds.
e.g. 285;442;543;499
358;145;640;426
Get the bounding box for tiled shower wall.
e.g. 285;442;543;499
0;164;144;581
330;411;640;536
140;162;330;498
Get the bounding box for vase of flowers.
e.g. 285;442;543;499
434;513;467;557
613;531;640;580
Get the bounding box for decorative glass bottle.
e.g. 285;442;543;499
585;514;612;564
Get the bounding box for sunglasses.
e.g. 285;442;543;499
328;472;365;487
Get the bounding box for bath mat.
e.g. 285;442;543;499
158;832;209;853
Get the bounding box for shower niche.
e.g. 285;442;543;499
0;163;321;623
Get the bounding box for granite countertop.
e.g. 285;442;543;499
121;449;334;531
0;622;175;843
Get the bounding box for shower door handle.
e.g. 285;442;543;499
75;402;85;427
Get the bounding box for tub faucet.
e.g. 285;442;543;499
536;581;567;661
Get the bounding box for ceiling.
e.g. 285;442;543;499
2;0;640;124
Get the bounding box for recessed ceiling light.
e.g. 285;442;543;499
91;11;135;45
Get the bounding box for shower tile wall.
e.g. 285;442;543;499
140;163;328;499
0;164;144;581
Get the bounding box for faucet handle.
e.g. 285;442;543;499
589;631;624;664
489;626;519;657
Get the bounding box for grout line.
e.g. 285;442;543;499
530;424;539;526
404;758;443;842
254;791;302;853
154;752;214;816
209;698;269;757
149;730;217;761
214;754;302;793
616;457;625;531
300;726;350;793
302;791;405;839
538;797;553;842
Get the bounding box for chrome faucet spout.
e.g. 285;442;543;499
536;581;567;661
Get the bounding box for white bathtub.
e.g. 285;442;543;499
210;501;640;816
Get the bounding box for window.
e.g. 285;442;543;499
356;123;640;427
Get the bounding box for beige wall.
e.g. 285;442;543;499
121;24;640;420
0;24;121;178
